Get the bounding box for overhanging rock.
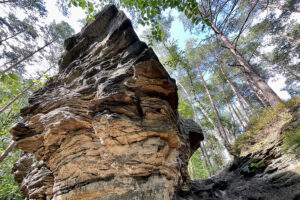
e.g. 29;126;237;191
10;5;203;200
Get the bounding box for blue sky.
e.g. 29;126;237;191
45;1;194;50
41;1;293;100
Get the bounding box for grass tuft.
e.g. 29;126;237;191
231;98;300;155
282;126;300;155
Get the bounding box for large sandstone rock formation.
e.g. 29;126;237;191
10;5;203;200
10;4;300;200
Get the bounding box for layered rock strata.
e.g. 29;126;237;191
10;5;203;200
175;101;300;200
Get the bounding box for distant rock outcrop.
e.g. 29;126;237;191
175;101;300;200
10;5;203;200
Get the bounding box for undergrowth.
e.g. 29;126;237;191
282;125;300;155
231;98;300;155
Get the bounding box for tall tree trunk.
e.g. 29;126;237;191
177;81;226;170
277;34;300;44
199;147;213;176
241;71;269;108
211;24;282;107
282;66;300;82
1;38;57;74
237;88;258;116
202;142;215;172
233;103;247;125
215;140;225;166
0;141;15;163
231;85;250;122
0;82;34;115
183;69;230;151
251;1;300;13
197;66;230;148
223;69;257;116
228;104;237;137
220;66;252;121
188;159;195;180
225;127;235;144
0;30;24;44
177;82;198;121
231;104;247;130
205;139;220;170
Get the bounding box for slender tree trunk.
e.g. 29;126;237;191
237;89;258;116
225;72;257;116
197;101;230;149
205;139;220;170
211;24;282;107
233;103;247;125
199;147;212;176
202;142;214;171
251;1;300;13
188;159;195;180
177;82;198;121
0;82;34;115
277;34;300;44
183;69;230;151
241;72;269;108
197;66;230;148
0;67;52;115
228;104;237;137
0;141;15;162
177;81;226;168
0;30;24;44
215;141;225;166
282;66;300;82
225;127;235;144
231;104;247;130
1;38;57;74
232;88;250;122
220;66;252;121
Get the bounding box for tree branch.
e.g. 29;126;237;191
0;141;16;163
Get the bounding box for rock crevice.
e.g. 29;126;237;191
11;5;203;200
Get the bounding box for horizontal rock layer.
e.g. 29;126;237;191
11;4;203;200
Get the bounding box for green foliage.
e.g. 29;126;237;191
66;0;98;21
232;98;300;154
0;79;32;199
188;150;210;179
0;148;22;200
242;161;266;176
282;125;300;155
65;0;213;41
178;101;194;119
250;161;265;168
0;73;19;84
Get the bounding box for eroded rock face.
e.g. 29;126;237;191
10;5;203;200
12;152;54;200
175;101;300;200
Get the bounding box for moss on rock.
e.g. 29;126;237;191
231;98;300;156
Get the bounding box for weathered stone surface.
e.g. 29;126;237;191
12;152;54;200
12;4;300;200
11;4;203;200
174;102;300;200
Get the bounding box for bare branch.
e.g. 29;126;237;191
233;0;259;48
0;141;16;163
